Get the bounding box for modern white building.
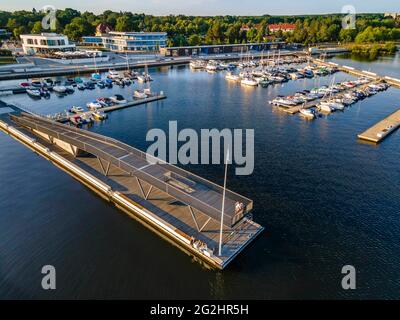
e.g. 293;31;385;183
82;31;167;52
20;33;75;55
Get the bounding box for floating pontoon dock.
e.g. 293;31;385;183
312;58;400;89
280;80;381;114
51;94;167;123
0;108;263;269
357;108;400;143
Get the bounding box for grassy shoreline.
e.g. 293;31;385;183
344;42;398;59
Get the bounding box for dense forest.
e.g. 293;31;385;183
1;9;400;47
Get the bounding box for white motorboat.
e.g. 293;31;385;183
30;78;45;88
70;106;84;114
108;70;120;79
26;89;41;98
53;85;67;93
133;90;147;99
323;100;345;110
306;93;322;100
317;102;335;113
255;76;267;84
240;78;258;86
109;94;127;104
299;108;316;119
137;74;152;83
289;73;304;80
271;97;297;107
288;96;305;105
333;97;355;106
206;61;218;72
190;60;205;69
225;72;240;82
87;101;103;110
269;75;285;83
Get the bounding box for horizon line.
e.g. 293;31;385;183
0;9;389;17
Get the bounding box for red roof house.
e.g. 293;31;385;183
268;23;296;33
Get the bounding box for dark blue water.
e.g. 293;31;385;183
1;53;400;299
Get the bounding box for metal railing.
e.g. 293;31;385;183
13;113;253;227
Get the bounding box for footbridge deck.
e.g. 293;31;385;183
2;111;263;269
12;112;251;228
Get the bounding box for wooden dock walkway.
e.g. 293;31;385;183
280;81;380;114
52;94;167;123
95;94;166;113
358;108;400;143
1;111;263;269
312;58;400;89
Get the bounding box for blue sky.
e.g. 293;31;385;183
1;0;398;15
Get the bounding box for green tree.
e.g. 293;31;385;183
13;25;26;39
115;15;132;32
246;28;258;42
225;24;240;43
188;34;201;46
63;17;94;41
6;18;18;31
31;21;43;34
56;8;80;27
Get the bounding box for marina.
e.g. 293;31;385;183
1;49;400;299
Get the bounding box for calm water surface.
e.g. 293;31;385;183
1;53;400;299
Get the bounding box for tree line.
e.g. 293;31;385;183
0;9;399;46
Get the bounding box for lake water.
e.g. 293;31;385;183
1;53;400;299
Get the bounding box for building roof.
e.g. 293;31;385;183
164;41;285;50
20;33;68;38
108;31;167;36
268;23;296;31
96;23;113;35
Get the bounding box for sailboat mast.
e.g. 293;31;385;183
126;52;130;73
218;149;230;256
93;52;98;74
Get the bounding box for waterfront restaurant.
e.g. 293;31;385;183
82;31;167;52
20;33;75;54
160;42;287;57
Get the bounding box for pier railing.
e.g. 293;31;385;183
12;112;253;227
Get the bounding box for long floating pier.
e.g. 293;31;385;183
357;108;400;143
281;80;380;114
0;58;191;81
312;58;400;89
0;108;263;269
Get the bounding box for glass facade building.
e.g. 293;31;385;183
82;31;167;52
20;33;75;54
